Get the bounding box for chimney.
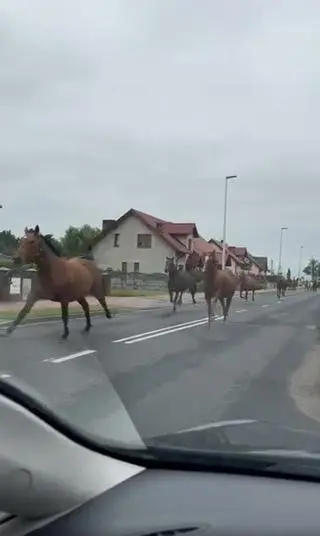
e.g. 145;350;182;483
102;219;115;232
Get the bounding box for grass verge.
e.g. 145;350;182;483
109;289;165;297
0;306;134;323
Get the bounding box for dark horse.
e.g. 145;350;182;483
6;226;112;339
276;276;287;299
164;256;197;312
239;272;265;302
203;251;237;328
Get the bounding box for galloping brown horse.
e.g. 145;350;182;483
6;226;112;339
239;272;264;301
164;256;197;312
203;251;237;328
276;276;287;299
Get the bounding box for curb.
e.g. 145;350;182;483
0;303;174;328
0;289;301;328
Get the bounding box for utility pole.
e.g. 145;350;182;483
278;226;288;275
222;175;237;270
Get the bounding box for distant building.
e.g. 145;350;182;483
91;207;269;276
92;208;200;274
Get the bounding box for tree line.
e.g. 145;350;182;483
303;258;320;279
0;225;101;265
0;226;317;278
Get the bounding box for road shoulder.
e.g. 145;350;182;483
290;332;320;424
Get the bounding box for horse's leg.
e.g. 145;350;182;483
207;296;212;328
78;297;92;333
178;290;183;305
190;285;197;304
252;289;255;302
173;291;179;312
60;302;70;340
6;291;38;335
245;289;248;301
95;295;112;319
224;296;233;322
219;296;226;321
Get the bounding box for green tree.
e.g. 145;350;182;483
303;258;319;278
60;225;101;257
286;268;291;281
0;230;19;256
44;234;63;255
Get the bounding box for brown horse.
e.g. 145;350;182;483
6;226;112;339
203;251;237;328
239;272;264;301
276;276;287;299
164;257;197;312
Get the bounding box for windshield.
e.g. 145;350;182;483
2;0;320;475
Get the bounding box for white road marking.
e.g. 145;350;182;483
44;349;96;364
123;316;225;345
235;309;247;313
113;316;210;343
0;373;12;379
261;304;269;308
175;419;257;434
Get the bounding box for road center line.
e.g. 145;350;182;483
235;309;247;313
44;349;96;364
124;316;225;345
261;304;269;308
113;316;210;343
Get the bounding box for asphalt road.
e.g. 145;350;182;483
1;290;320;449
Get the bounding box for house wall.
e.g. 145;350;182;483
92;215;179;273
249;263;261;276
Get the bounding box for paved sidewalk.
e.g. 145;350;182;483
0;294;172;313
0;288;279;314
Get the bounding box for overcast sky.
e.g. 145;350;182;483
1;0;319;273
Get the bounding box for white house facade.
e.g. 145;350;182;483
92;209;196;274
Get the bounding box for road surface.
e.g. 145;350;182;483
1;290;320;449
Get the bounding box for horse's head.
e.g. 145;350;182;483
164;256;176;274
17;225;42;264
207;250;217;264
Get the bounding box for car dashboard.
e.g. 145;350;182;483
21;466;320;536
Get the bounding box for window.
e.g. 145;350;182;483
113;233;119;247
137;233;152;248
133;262;140;273
121;261;127;273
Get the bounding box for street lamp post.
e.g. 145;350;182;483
222;175;237;270
298;245;303;281
278;226;288;276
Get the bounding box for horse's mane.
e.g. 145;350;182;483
41;234;62;257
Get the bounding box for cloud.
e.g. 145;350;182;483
1;0;319;272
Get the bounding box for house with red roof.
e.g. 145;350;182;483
92;208;200;273
228;246;268;276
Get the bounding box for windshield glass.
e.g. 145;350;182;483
2;1;320;470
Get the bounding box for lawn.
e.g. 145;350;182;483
110;288;166;297
0;305;131;323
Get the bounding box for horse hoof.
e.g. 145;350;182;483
82;326;91;334
106;311;112;319
61;333;69;340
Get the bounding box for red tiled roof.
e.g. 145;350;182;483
208;239;243;266
98;208;199;255
193;237;215;255
229;246;265;270
229;246;248;258
135;210;199;254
